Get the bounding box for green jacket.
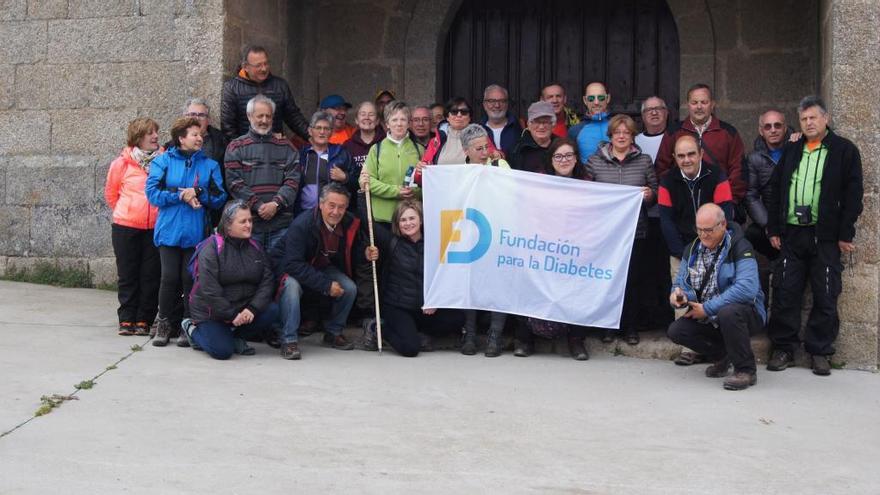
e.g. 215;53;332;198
364;135;424;222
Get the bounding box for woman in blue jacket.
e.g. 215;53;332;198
146;116;227;347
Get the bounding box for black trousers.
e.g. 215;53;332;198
667;303;762;373
381;305;464;357
768;225;842;356
639;217;673;328
157;246;195;320
111;224;161;324
621;238;647;333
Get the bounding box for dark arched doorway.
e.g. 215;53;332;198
442;0;680;121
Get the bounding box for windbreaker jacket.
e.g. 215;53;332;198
189;235;275;324
225;129;301;233
105;147;160;230
568;112;610;162
145;147;227;248
220;73;310;141
655;117;746;201
672;223;766;323
767;129;864;242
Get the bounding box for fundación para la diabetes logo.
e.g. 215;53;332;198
439;208;492;263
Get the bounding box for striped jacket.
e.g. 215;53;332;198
585;143;657;239
224;129;302;233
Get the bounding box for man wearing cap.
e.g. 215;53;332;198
321;94;357;145
568;81;612;162
510;101;560;173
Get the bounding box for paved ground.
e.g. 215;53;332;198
1;280;879;494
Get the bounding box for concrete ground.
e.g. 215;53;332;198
1;281;879;494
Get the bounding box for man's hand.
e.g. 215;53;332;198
839;241;856;253
790;132;802;142
399;186;414;199
423;308;437;315
232;308;255;327
770;236;782;250
684;302;706;320
258;201;278;220
330;167;347;182
365;246;379;262
669;287;687;308
329;281;345;298
359;170;370;191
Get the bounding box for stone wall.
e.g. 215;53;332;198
0;0;225;284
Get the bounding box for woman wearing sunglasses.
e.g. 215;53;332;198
421;97;499;165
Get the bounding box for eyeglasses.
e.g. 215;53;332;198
246;62;269;69
552;152;576;161
643;106;666;113
762;122;784;130
530;119;554;127
186;112;208;118
694;221;723;236
449;108;471;116
586;94;607;102
411;117;431;124
311;126;332;133
483;99;508;105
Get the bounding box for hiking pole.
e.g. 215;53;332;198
363;185;384;355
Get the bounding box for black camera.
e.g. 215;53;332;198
794;205;813;225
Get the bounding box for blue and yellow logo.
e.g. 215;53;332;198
439;208;492;263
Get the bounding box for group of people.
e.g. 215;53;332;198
103;45;864;390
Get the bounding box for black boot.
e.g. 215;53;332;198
484;327;503;357
568;337;589;361
152;317;172;347
460;328;477;355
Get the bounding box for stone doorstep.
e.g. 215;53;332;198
332;325;775;364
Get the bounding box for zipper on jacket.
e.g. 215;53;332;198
825;266;830;295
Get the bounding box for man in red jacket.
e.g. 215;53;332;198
655;84;746;203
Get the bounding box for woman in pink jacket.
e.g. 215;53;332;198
104;118;163;336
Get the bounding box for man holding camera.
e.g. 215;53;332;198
765;96;864;376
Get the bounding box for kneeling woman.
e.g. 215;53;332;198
359;175;464;357
185;201;279;359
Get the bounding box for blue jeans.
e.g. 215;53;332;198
279;266;356;344
254;227;288;253
192;303;280;360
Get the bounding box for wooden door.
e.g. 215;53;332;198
442;0;680;122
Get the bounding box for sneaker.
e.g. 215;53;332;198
723;371;757;390
152;317;172;347
568;338;589;361
176;319;192;348
280;342;301;360
134;321;151;336
323;333;354;350
513;340;533;357
705;357;732;378
117;322;135;336
811;355;832;376
766;350;794;371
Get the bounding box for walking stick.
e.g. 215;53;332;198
363;185;384;354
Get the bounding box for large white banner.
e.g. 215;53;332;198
423;165;643;329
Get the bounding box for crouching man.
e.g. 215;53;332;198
272;183;362;359
667;203;766;390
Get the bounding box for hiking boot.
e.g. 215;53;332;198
513;340;533;357
766;350;794;371
361;318;378;351
299;320;319;337
233;338;255;356
601;330;615;344
420;333;434;352
484;329;503;357
134;321;151;336
811;355;832;376
723;371;757;390
460;329;477;355
624;330;640;346
705;357;732;378
568;337;589;361
280;342;301;360
152;317;172;347
263;328;281;349
323;333;354;350
176;319;192;348
117;322;135;336
674;350;706;366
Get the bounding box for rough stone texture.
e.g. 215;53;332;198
0;20;47;64
0;256;6;276
27;0;67;19
0;0;27;20
0;111;51;154
0;65;12;109
47;17;179;63
5;255;89;275
67;0;136;18
5;156;96;207
0;206;31;255
29;204;112;258
726;52;815;104
51;108;137;156
88;256;116;286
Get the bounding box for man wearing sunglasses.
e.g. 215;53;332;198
568;82;612;162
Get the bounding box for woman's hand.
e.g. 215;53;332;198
232;308;255;327
415;161;427;172
642;186;653;202
399;186;414;199
365;245;379;262
180;187;202;209
422;308;437;315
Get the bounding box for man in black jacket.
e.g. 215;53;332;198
744;109;791;258
221;45;310;141
272;183;363;359
766;96;864;376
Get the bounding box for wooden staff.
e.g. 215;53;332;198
363;185;384;354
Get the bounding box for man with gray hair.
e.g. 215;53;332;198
221;45;310;141
765;95;864;376
224;94;301;254
480;84;521;157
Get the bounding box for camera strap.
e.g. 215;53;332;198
798;145;824;207
694;248;720;302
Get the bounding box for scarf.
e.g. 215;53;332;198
130;147;159;173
